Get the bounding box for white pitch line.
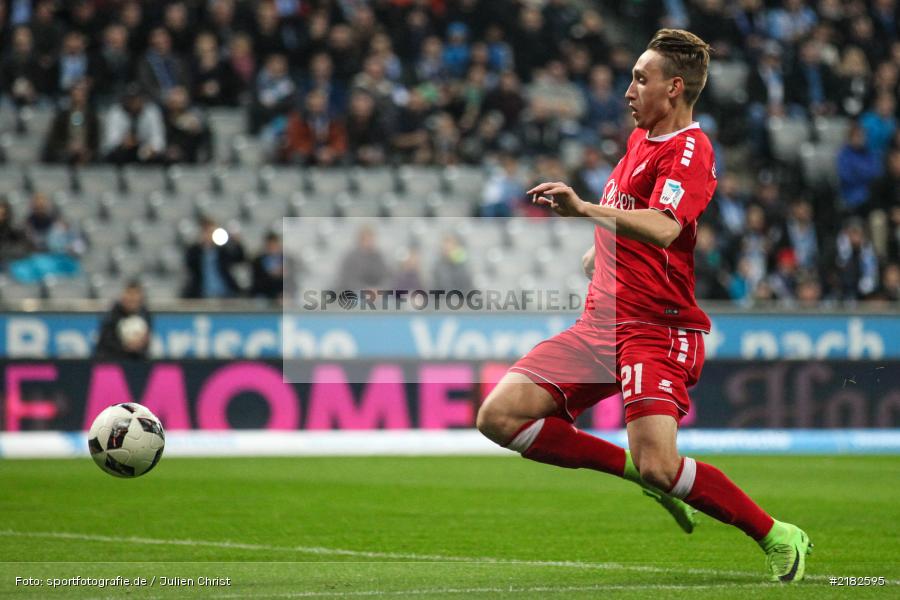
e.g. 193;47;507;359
0;529;877;585
207;582;771;599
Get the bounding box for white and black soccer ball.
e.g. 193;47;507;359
117;315;148;346
88;403;165;478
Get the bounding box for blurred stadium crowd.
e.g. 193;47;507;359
0;0;898;308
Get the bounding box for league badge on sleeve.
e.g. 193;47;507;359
659;179;685;210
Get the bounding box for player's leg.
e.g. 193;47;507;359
477;371;629;477
627;411;811;582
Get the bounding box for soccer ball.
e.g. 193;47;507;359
88;403;165;478
117;315;148;346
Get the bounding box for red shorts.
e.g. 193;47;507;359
508;320;705;424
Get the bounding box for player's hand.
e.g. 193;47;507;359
527;182;587;218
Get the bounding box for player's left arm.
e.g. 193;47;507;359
528;183;681;248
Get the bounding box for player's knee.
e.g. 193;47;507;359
475;396;513;445
637;455;680;490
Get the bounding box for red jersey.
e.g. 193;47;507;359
585;122;717;332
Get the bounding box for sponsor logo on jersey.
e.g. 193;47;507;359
601;179;636;211
631;160;648;178
659;179;684;210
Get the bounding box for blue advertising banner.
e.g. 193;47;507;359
0;312;898;359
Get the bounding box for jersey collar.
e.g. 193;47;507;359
645;122;701;142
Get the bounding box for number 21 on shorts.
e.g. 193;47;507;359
621;363;643;399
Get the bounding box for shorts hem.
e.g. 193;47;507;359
508;366;574;421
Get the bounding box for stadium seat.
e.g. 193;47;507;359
207;108;246;163
193;190;243;223
443;165;486;197
813;116;850;152
707;61;750;104
82;216;129;249
97;191;149;222
166;165;213;195
146;191;195;223
43;274;91;300
0;278;43;303
211;165;261;196
0;164;26;194
258;166;303;196
230;134;264;166
141;275;182;301
307;168;350;195
52;190;98;224
352;166;397;197
128;221;178;250
800;142;839;191
72;166;122;197
25;165;74;194
288;192;336;218
240;192;289;224
109;247;145;277
122;166;166;195
767;116;811;164
382;193;428;218
397;166;443;197
426;193;476;218
336;192;382;218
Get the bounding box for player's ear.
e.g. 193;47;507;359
669;76;684;99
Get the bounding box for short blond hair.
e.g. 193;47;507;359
647;29;711;106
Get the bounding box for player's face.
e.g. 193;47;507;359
625;50;674;131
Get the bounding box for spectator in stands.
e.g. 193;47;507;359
345;90;387;166
526;60;585;126
391;88;433;164
53;31;95;96
570;146;612;201
370;32;403;83
787;39;837;116
568;9;610;65
1;26;49;107
24;192;58;251
351;55;401;123
163;1;193;57
860;93;897;157
433;233;474;294
42;79;99;165
868;147;900;259
300;52;346;116
250;232;284;302
96;24;135;102
327;24;362;83
282;89;348;165
837;123;883;214
415;36;447;84
205;0;238;48
835;45;871;117
183;216;246;299
137;28;189;105
582;65;624;141
228;33;256;92
834;218;880;300
392;250;425;294
191;32;239;107
767;248;801;303
69;0;100;41
779;200;820;272
0;199;30;267
248;53;295;136
734;204;773;298
443;22;471;79
102;84;166;164
876;263;900;303
30;1;62;72
336;225;389;292
163;86;212;164
482;70;526;133
712;174;748;248
251;0;290;61
795;273;824;309
767;0;818;45
510;6;553;82
94;280;153;360
119;0;149;58
481;153;526;217
694;223;731;301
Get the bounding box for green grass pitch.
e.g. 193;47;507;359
1;455;898;598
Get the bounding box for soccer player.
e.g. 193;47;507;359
476;29;812;582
